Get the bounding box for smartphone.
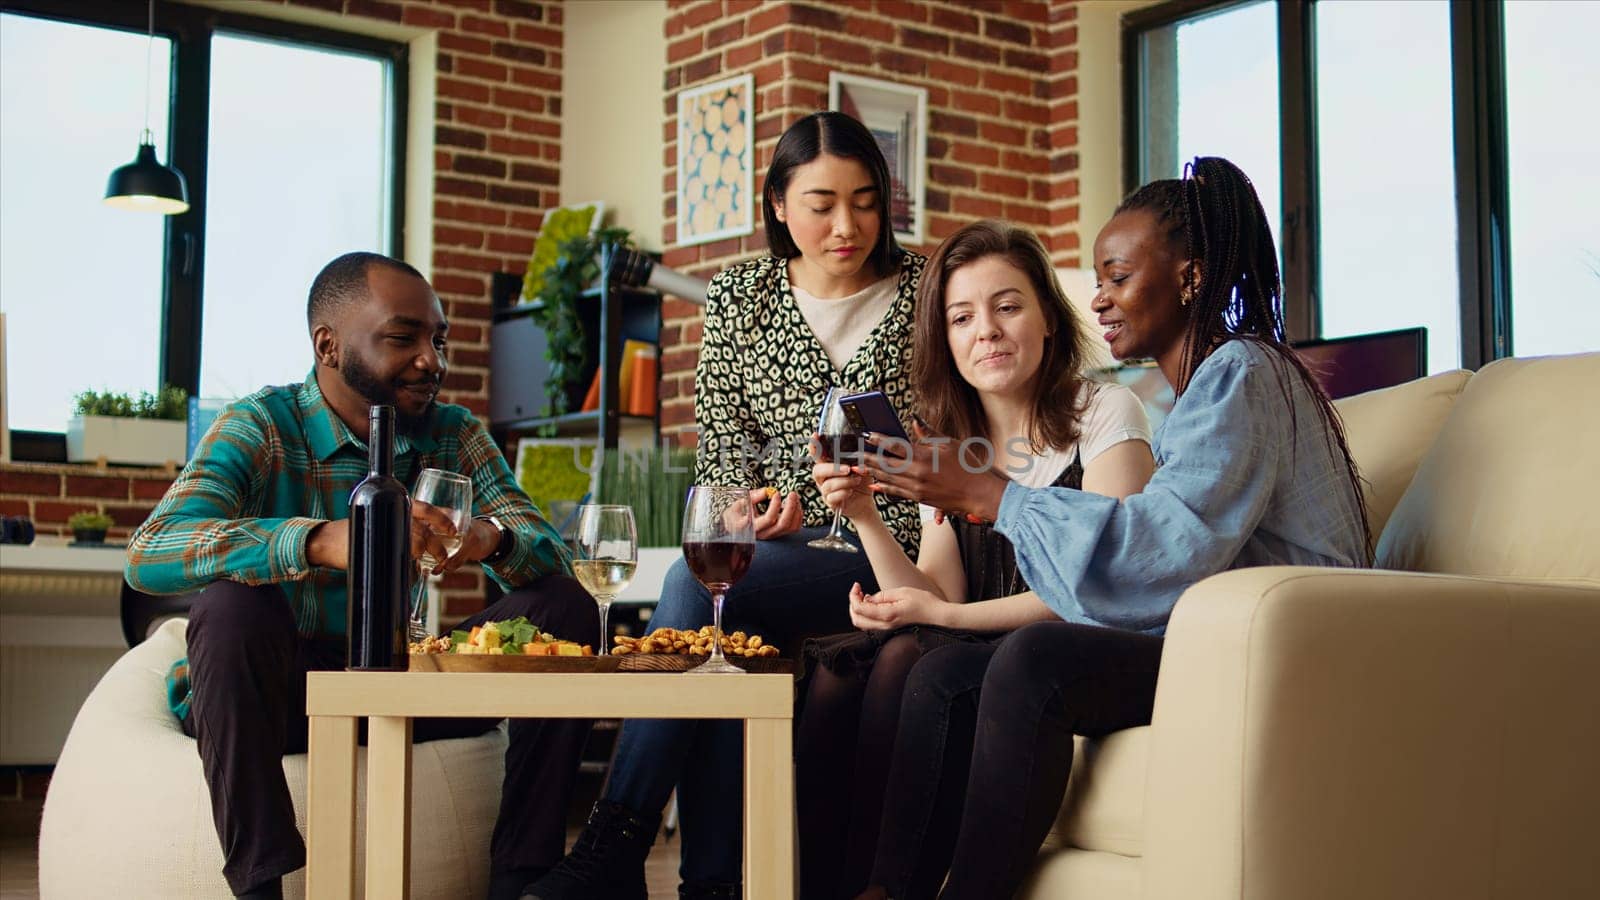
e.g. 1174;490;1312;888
837;390;911;442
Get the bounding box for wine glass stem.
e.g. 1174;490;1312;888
709;591;727;665
409;570;429;640
597;598;612;656
827;508;846;538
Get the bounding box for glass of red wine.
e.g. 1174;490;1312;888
682;485;757;674
807;386;861;553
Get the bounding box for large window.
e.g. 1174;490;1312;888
1502;0;1600;358
1134;0;1282;251
1126;0;1599;370
0;14;172;432
0;1;402;442
201;33;395;397
1314;0;1459;374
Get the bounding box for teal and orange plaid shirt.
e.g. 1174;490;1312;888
127;370;571;641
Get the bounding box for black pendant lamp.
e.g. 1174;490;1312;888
104;0;188;215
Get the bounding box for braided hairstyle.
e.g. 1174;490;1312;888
1116;157;1372;559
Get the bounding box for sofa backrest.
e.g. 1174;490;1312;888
1335;368;1472;540
1375;352;1600;582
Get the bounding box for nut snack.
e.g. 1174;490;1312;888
612;626;780;658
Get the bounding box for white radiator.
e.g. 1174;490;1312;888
0;560;127;765
0;643;124;764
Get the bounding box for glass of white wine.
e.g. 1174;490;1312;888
409;468;472;643
573;504;637;656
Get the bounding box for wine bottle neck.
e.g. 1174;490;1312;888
368;405;395;477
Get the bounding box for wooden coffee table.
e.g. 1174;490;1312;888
304;663;795;899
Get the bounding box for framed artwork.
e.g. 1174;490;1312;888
829;71;928;245
677;74;755;246
522;201;605;302
515;437;599;538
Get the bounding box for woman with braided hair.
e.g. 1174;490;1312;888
851;157;1370;899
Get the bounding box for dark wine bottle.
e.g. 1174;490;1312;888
347;404;411;671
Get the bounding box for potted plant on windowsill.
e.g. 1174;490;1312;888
66;510;114;546
66;386;189;467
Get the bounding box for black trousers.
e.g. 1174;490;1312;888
181;576;599;895
869;620;1164;900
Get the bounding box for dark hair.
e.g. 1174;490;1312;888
763;111;902;278
306;251;426;332
1116;157;1371;558
914;220;1095;451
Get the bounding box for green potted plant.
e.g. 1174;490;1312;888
521;225;633;418
66;510;114;545
594;445;698;599
66;385;189;466
595;445;697;547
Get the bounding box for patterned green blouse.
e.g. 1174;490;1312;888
693;251;926;556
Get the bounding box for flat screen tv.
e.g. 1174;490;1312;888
1290;327;1428;400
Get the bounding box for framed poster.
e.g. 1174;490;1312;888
829;71;928;245
677;74;755;246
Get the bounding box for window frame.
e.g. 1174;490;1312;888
0;0;407;413
1122;0;1514;368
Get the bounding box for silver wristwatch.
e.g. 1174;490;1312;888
475;514;513;564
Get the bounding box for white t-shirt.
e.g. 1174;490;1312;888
920;382;1152;521
791;274;900;372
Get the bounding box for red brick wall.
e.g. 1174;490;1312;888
0;464;175;543
0;0;568;620
656;0;1082;443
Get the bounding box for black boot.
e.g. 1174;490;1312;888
678;880;741;900
519;800;658;900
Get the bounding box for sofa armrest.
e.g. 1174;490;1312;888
1140;567;1600;900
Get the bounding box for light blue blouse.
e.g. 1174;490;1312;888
995;340;1368;635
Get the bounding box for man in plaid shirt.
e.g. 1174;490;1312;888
127;252;597;900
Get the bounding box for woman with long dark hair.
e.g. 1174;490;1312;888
525;111;925;900
852;157;1370;899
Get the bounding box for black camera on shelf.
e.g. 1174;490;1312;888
0;515;36;545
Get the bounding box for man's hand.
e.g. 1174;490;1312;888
857;419;1009;524
305;509;498;576
411;502;498;575
305;519;349;570
752;489;804;540
847;582;948;631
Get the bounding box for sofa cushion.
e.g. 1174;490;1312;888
1376;352;1600;582
1018;845;1141;900
1334;369;1471;539
1051;727;1149;857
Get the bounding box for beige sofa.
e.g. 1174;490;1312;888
1020;351;1600;900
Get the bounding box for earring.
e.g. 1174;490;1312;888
1180;288;1193;307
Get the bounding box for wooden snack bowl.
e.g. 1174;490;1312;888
408;653;621;673
408;653;792;674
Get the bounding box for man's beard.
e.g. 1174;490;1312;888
340;350;438;436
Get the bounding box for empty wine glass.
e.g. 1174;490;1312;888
573;504;637;655
808;386;861;553
409;468;472;643
681;485;756;674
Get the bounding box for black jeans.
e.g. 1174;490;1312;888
869;620;1164;900
181;576;599;895
602;527;871;885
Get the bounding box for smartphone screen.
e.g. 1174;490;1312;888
837;390;910;442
